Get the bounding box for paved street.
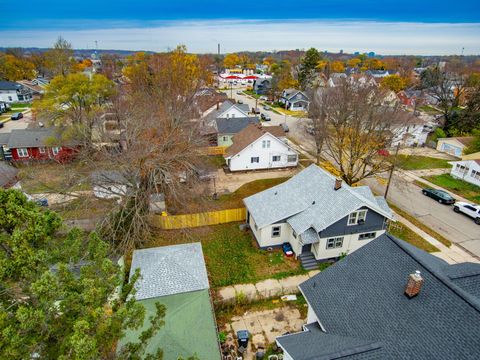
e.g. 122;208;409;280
365;173;480;258
0;109;32;133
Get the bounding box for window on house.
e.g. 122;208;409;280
262;140;271;149
272;226;281;237
358;232;376;240
326;237;344;249
251;157;259;163
232;113;235;118
39;147;46;154
52;147;61;155
272;155;281;162
223;136;228;141
348;209;367;225
17;148;28;157
287;155;297;162
472;170;480;180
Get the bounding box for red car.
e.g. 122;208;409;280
282;242;294;257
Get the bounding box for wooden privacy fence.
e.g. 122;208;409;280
152;207;247;230
202;146;227;156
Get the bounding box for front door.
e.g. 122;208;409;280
302;243;312;253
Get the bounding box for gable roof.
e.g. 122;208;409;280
438;136;474;148
215;116;259;135
225;123;287;157
287;234;480;359
244;165;393;234
0;81;21;91
6;128;76;148
129;243;210;300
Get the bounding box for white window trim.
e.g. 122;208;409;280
326;236;344;249
272;155;281;162
358;232;376;241
39;147;46;154
348;209;368;226
52;146;61;155
272;226;281;238
17;148;28;157
251;157;259;163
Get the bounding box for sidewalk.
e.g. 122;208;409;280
394;213;479;264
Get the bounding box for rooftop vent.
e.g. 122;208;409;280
405;270;424;298
334;178;342;191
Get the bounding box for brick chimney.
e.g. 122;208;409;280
405;270;424;298
334;178;342;191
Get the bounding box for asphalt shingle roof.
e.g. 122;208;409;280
244;165;393;235
0;81;21;91
215;116;259;134
6;128;75;148
286;234;480;359
225;123;287;157
129;243;210;300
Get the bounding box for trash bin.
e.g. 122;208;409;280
237;330;250;349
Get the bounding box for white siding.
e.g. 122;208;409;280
227;133;298;172
306;305;319;324
0;90;19;103
312;230;386;261
450;160;480;187
218;106;248;119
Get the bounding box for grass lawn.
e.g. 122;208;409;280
388;221;439;253
10;102;32;109
423;174;480;204
388;202;451;247
217;177;290;209
207;155;225;168
392;155;452;170
51;195;115;220
150;223;306;288
17;161;92;194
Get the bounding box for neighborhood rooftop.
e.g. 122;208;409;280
277;233;480;359
215;116;259;134
4;128;73;148
244;164;393;234
225;123;286;157
129;243;210;300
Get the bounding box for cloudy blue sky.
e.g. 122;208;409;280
2;1;480;55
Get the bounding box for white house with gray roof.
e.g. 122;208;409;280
243;165;394;267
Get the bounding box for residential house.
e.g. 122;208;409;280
0;162;18;188
253;77;271;95
16;79;45;99
204;100;259;147
365;69;398;78
391;111;432;147
0;81;34;103
279;89;310;111
224;123;297;172
118;243;221;360
276;233;480;359
3;128;78;162
91;170;131;199
449;159;480;187
0;133;11;160
436;136;474;157
243;165;394;266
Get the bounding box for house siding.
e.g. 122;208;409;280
217;134;234;147
319;207;387;239
218;107;248;119
450;160;480;187
227;133;298;172
11;146;77;162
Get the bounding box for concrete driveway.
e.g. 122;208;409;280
0;109;32;133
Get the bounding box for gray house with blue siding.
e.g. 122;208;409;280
244;165;394;267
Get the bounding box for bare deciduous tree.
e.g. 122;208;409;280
308;79;411;185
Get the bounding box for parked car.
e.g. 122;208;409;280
281;123;290;132
453;202;480;224
237;100;243;104
263;105;271;111
282;242;294;257
236;90;243;95
421;188;455;204
0;122;4;129
260;113;271;121
259;96;268;101
11;112;23;120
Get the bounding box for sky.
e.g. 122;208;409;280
1;1;480;55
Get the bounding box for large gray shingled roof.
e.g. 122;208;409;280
129;243;210;300
244;164;393;234
279;234;480;359
215;116;259;134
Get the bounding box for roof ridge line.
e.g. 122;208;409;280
387;234;480;313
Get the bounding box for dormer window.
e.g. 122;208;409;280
348;209;367;225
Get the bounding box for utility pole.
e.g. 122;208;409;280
384;141;401;199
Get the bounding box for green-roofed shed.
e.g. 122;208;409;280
118;243;221;359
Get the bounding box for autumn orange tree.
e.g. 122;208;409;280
0;53;36;80
223;53;240;69
381;74;407;92
330;61;345;73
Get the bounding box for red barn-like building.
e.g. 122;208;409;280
2;128;79;162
